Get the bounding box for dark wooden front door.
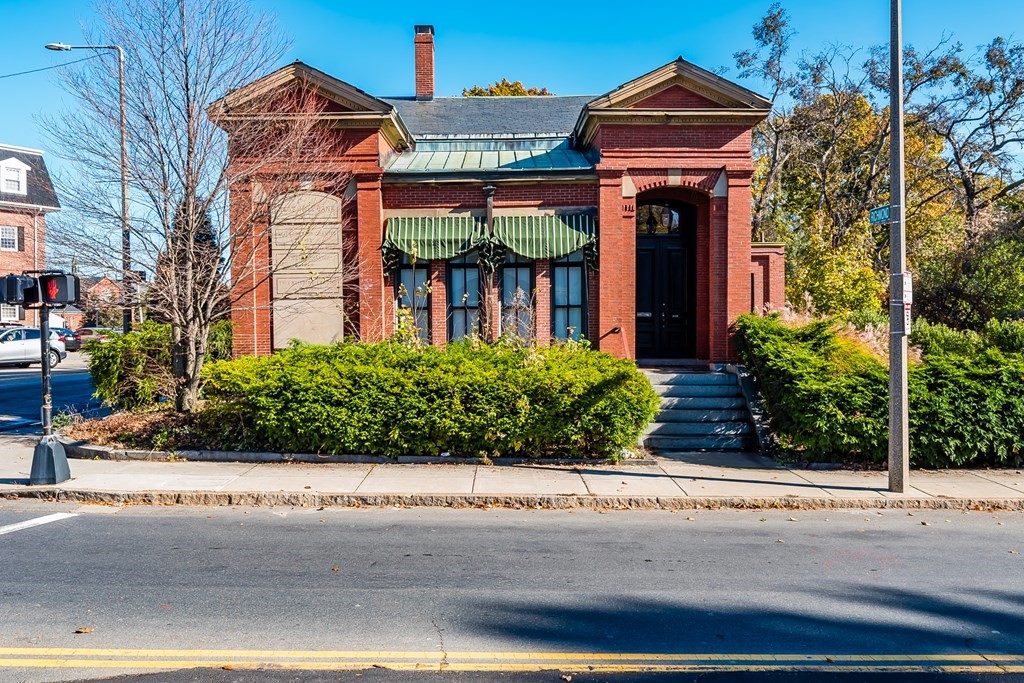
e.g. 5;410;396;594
636;233;697;359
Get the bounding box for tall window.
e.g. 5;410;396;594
0;226;16;251
3;167;23;194
501;253;533;339
448;251;480;341
552;250;586;340
396;253;430;342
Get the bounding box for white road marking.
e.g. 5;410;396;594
0;512;78;537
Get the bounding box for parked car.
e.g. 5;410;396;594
53;327;83;352
76;327;119;345
0;327;67;368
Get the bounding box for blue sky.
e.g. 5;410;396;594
1;0;1020;157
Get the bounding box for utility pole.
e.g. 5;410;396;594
888;0;910;492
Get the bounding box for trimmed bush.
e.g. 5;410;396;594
88;319;233;409
735;314;1024;467
200;341;660;459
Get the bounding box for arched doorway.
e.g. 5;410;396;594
635;199;698;358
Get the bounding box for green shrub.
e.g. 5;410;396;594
88;319;233;409
910;318;984;358
844;308;889;330
88;321;174;410
736;314;1024;467
983;319;1024;355
201;341;660;458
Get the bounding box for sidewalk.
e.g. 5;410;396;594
1;435;1022;510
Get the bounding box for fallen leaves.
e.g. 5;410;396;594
73;627;93;634
1010;550;1020;555
331;566;341;572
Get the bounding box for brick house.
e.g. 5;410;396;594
0;144;61;327
219;27;784;362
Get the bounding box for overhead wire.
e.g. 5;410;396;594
0;54;102;81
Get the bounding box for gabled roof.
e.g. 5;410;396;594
216;61;393;113
574;58;772;146
383;96;594;138
0;144;60;212
587;57;772;110
210;62;412;149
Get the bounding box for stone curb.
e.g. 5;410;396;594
3;488;1023;511
60;441;659;467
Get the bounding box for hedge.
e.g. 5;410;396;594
200;341;660;459
735;314;1024;467
89;320;233;409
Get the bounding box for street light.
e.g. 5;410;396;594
46;41;132;334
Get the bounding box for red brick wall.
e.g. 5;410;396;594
0;208;47;326
629;85;725;109
594;125;752;168
382;182;598;209
751;243;786;314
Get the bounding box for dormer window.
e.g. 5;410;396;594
0;158;30;195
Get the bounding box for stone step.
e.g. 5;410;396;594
644;372;738;386
643;435;751;451
655;384;744;398
655;408;750;423
660;396;748;410
645;421;752;436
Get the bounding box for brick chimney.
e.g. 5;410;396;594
414;25;434;101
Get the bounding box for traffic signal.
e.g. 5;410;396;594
1;275;38;304
38;273;80;305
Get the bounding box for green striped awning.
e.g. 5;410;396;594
382;216;485;266
492;214;596;260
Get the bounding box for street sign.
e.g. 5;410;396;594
870;205;891;225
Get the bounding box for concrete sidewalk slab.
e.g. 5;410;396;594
356;464;477;494
221;463;373;493
578;465;686;496
473;465;588;495
2;435;1023;510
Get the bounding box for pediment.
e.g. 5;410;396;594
0;157;31;171
588;58;772;111
216;62;392;113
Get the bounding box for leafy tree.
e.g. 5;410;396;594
463;79;553;96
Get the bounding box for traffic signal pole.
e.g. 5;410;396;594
29;300;70;485
888;0;910;493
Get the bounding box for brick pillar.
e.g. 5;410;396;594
430;260;447;347
708;194;729;362
230;185;273;357
596;170;633;358
534;259;551;346
356;173;389;342
723;170;753;361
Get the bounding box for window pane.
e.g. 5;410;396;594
568;308;583;340
502;269;515;306
568;267;582;306
452;310;466;340
465;267;479;307
415;309;429;341
450;269;465;306
554;309;568;339
554;267;567;306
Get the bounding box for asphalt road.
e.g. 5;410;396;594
0;353;96;431
0;502;1021;682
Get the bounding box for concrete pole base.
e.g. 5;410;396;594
30;436;71;486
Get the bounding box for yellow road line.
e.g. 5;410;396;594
0;659;1018;673
0;648;1020;662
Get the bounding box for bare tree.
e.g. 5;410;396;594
45;0;355;411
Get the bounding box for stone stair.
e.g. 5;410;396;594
642;369;755;453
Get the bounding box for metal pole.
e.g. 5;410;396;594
30;298;70;485
39;306;53;437
117;45;132;335
888;0;910;492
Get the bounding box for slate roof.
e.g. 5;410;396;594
0;145;60;211
382;96;594;138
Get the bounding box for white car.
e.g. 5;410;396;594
0;327;67;368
